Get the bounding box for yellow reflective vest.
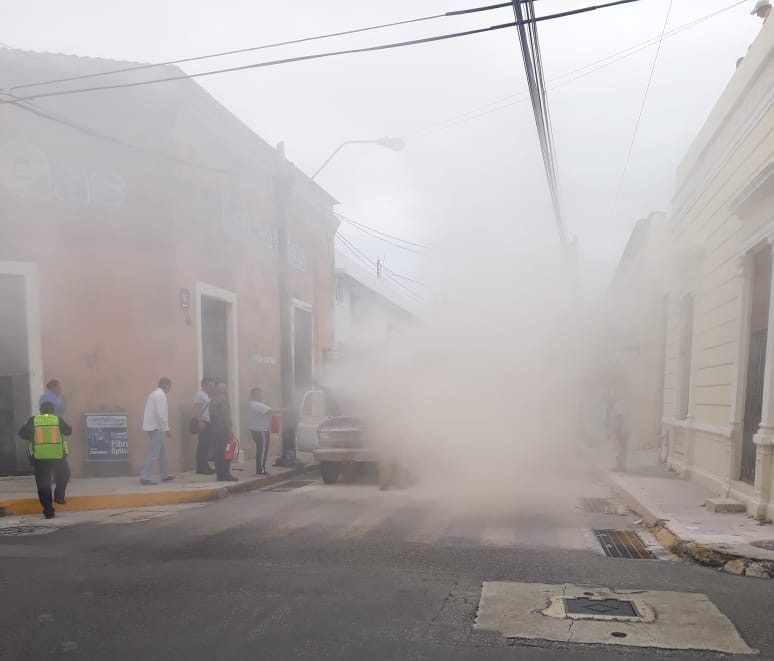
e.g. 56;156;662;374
29;414;68;460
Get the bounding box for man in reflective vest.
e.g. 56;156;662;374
18;401;72;519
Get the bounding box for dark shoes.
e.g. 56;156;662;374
54;497;66;505
217;476;238;482
44;510;55;519
196;469;216;475
140;479;157;485
256;471;269;476
162;475;176;482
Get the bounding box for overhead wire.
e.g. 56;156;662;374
613;0;674;211
1;0;643;105
335;212;429;252
410;0;747;139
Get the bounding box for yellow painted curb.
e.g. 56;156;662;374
0;466;317;516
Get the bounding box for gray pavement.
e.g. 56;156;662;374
1;466;773;660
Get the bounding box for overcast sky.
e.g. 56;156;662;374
5;0;763;296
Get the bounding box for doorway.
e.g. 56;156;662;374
741;249;772;484
293;303;313;398
201;297;229;385
196;282;239;435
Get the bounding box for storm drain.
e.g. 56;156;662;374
751;540;774;551
263;480;315;492
594;529;655;559
580;497;619;514
563;597;639;619
0;525;56;537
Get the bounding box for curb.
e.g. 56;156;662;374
0;463;319;517
607;474;774;580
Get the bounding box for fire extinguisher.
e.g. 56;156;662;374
224;433;239;462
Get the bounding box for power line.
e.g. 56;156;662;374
613;0;674;211
335;212;429;251
511;0;567;252
382;266;429;287
8;12;450;94
2;1;642;105
336;233;426;303
411;0;746;139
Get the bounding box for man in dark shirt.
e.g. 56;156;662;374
18;401;72;518
210;381;237;482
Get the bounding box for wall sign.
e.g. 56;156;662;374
85;414;129;462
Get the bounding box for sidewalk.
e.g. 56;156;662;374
597;448;774;579
0;453;317;516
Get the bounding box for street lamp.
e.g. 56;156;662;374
311;137;405;180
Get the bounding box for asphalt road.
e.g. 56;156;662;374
1;466;773;661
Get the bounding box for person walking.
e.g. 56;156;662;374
39;379;66;418
249;387;272;476
210;381;237;482
140;378;175;485
18;401;72;519
193;377;214;475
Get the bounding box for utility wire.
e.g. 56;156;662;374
336;212;429;251
2;0;642;105
613;0;674;211
411;0;746;139
382;266;429;287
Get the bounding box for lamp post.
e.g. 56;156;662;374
310;137;404;180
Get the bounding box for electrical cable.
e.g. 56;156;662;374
2;0;642;105
410;0;746;139
335;212;429;251
613;0;674;211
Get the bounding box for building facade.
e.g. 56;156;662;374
0;51;337;476
333;251;415;359
661;21;774;518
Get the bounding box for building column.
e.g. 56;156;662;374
727;254;754;492
752;239;774;517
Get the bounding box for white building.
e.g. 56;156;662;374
333;251;416;358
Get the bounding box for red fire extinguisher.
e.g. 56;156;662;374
224;433;239;462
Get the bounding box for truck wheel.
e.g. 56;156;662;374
320;462;341;485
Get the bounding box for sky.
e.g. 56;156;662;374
4;0;763;297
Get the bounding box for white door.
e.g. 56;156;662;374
296;390;327;452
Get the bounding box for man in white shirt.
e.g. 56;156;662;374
193;377;214;475
140;377;175;485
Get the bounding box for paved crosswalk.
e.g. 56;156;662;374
117;478;644;555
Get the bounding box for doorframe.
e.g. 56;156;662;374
0;261;43;418
196;281;239;434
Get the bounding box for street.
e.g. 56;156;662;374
2;466;772;660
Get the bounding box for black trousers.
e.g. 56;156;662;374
211;431;231;479
196;423;212;472
252;431;269;474
34;458;70;515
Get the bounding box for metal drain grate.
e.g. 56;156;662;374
751;540;774;551
263;479;315;492
580;498;618;514
594;529;655;559
0;525;55;537
564;597;639;619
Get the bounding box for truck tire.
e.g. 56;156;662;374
320;462;341;485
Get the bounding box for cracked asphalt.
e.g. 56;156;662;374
1;468;773;660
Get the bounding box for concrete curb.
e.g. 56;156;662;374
0;463;319;516
607;474;774;580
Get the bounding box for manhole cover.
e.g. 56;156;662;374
263;480;315;492
594;529;655;559
0;525;56;537
750;540;774;551
580;497;619;514
564;597;639;618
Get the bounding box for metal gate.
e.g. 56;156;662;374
741;329;767;484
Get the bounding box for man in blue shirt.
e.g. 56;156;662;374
40;380;66;418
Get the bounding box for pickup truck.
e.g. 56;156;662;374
295;389;378;484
